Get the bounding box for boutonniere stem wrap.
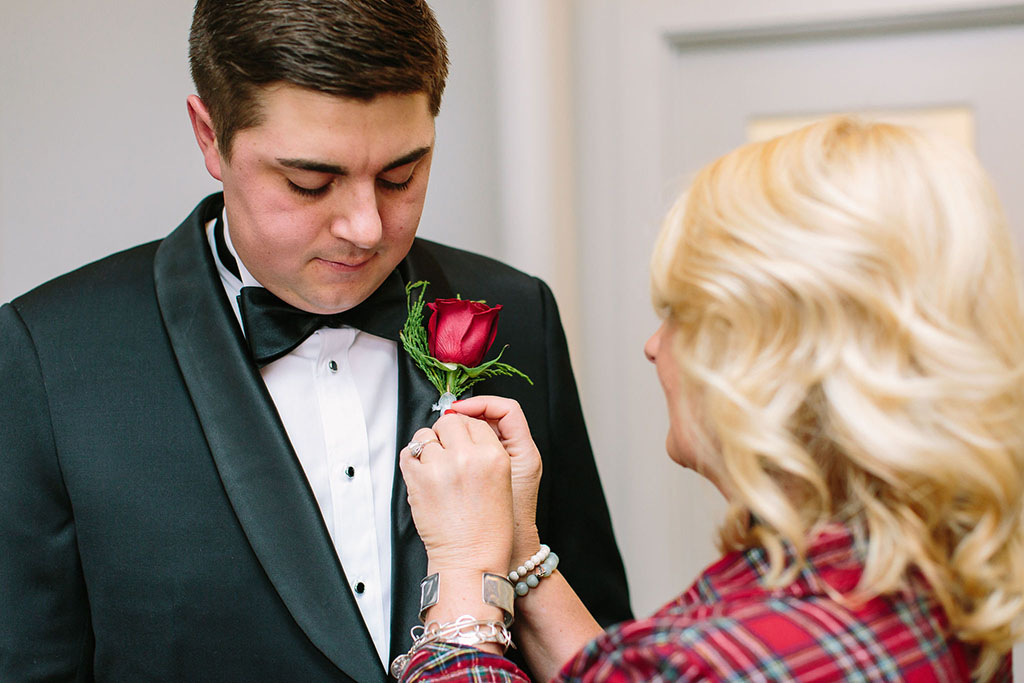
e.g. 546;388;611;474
401;281;532;412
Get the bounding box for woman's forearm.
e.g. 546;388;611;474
416;568;603;680
511;571;603;681
419;568;510;657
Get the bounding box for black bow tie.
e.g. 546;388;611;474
214;215;407;366
237;277;407;367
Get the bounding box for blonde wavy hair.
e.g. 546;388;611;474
650;116;1024;678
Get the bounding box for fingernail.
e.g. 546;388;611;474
453;399;463;403
444;409;456;415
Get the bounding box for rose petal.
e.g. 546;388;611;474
426;299;503;366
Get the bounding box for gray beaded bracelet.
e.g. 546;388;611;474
507;544;559;597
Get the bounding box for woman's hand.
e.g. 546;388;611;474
399;412;514;577
401;404;603;676
447;396;543;569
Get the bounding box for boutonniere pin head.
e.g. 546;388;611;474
401;281;532;413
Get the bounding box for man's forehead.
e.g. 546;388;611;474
237;84;435;167
254;83;433;122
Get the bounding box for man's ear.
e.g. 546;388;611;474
187;95;224;181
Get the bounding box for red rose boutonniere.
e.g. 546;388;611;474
401;281;532;412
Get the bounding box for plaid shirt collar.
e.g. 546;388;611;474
676;524;870;616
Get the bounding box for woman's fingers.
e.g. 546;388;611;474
403;416;505;471
464;414;502;445
449;396;534;444
431;413;475;449
411;427;439;445
432;411;506;449
400;413;516;575
401;427;443;461
450;395;525;422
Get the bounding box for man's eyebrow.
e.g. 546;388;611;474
382;146;432;172
276;146;432;176
277;158;347;174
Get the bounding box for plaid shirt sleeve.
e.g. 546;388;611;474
554;592;996;682
401;642;531;682
555;604;1008;682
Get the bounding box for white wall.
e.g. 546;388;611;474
417;0;503;261
0;0;503;303
0;2;214;301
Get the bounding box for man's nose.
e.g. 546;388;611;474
329;180;383;249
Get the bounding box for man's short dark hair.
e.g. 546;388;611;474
189;0;449;160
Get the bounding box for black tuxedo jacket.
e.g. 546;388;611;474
0;194;630;682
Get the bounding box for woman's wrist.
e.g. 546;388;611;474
427;542;511;580
420;567;507;626
510;524;541;572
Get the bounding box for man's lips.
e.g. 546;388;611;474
315;255;374;269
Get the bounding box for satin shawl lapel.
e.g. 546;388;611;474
388;243;455;660
153;194;383;682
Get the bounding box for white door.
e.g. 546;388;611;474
572;8;1024;678
665;13;1024;233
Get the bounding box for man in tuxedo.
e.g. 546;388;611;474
0;1;629;681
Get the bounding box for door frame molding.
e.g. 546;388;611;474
668;3;1024;50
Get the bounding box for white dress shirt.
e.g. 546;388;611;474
207;216;397;667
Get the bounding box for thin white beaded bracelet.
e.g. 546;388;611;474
507;544;559;597
508;544;549;582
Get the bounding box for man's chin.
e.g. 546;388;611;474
302;282;385;315
300;296;369;315
274;261;396;313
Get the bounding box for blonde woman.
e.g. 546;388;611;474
394;117;1024;681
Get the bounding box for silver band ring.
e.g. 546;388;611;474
407;438;441;458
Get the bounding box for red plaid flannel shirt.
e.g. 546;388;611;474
401;526;1008;682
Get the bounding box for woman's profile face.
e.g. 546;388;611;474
645;321;694;469
645;320;726;492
